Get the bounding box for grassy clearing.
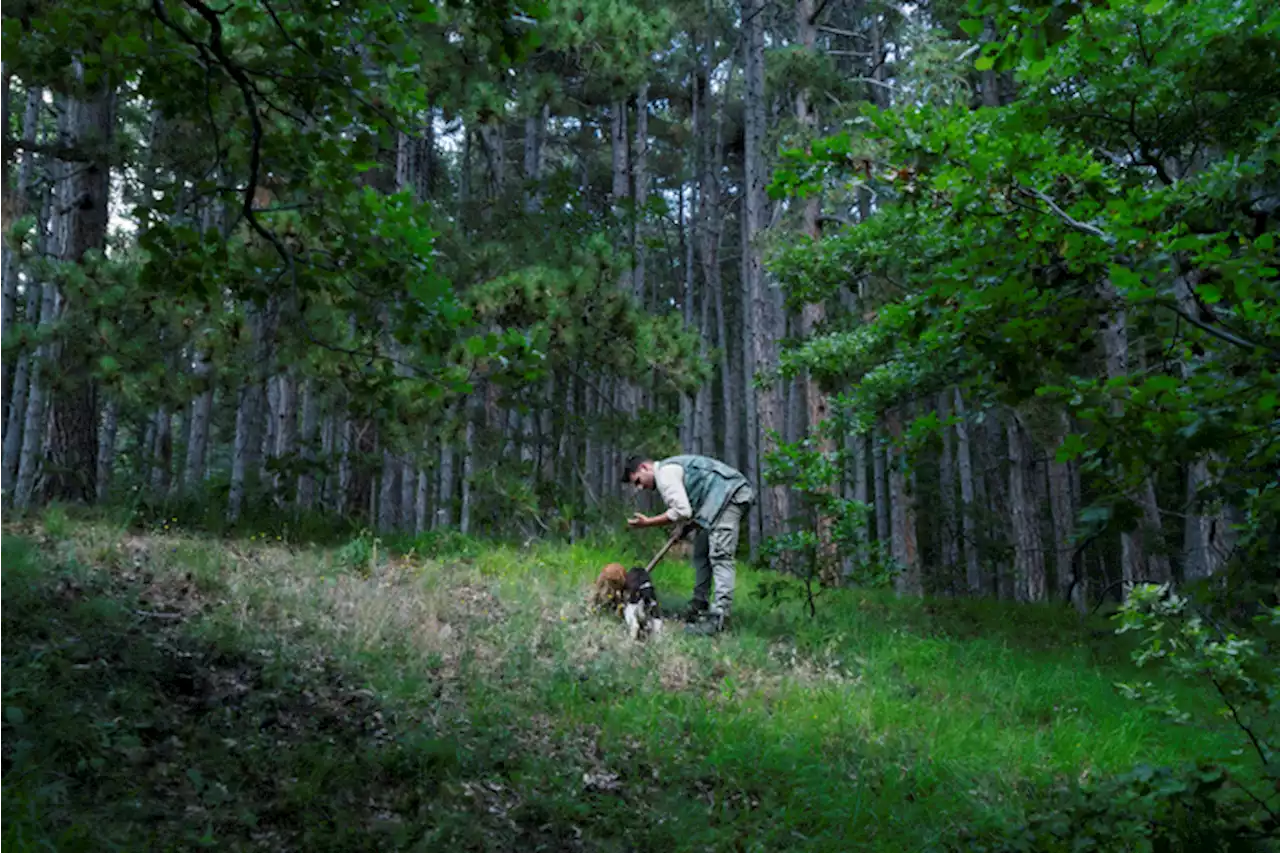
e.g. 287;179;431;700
1;515;1265;852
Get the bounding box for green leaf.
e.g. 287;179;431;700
5;705;25;725
958;18;984;38
1199;283;1222;304
1056;433;1087;463
1143;0;1170;13
975;55;996;71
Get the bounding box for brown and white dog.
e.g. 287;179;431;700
589;562;664;641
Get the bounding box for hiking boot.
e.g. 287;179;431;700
682;599;710;622
684;611;727;636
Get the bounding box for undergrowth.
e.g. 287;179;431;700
2;514;1273;852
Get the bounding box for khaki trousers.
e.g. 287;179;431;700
691;487;752;617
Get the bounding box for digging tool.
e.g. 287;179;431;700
643;524;689;574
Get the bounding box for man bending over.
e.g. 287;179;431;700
622;454;754;636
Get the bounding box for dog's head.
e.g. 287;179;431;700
624;567;660;612
589;562;628;611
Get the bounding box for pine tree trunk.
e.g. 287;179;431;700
274;369;297;500
953;390;982;595
461;396;477;535
150;407;172;498
633;82;649;308
13;279;54;507
96;396;118;503
297;378;319;510
335;412;352;516
2;87;43;438
1097;278;1152;593
45;74;115;505
1172;269;1229;580
400;455;416;530
4;343;32;490
0;66;14;427
1007;411;1046;601
980;413;1012;598
699;55;734;469
938;390;959;588
228;299;278;521
1049;411;1083;611
741;198;761;555
437;406;456;528
885;407;921;595
744;0;784;540
795;0;836;578
415;438;431;535
848;430;869;567
872;426;890;550
379;449;400;531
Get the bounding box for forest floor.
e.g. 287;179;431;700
1;511;1262;852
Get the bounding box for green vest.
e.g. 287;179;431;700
658;454;751;530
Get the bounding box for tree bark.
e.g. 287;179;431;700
938;390;959;588
2;87;43;438
885;407;921;595
1049;410;1084;611
297;378;320;510
1097;277;1171;591
953;391;982;595
150;407;172;497
44;72;115;504
1172;270;1231;581
872;425;890;552
1007;410;1046;601
96;396;118;503
228;298;278;521
633;82;649;309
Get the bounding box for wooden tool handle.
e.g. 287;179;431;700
643;526;686;574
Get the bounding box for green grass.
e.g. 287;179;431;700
2;517;1270;852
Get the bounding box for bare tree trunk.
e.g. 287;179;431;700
1097;278;1164;593
45;74;115;504
1049;410;1083;611
938;390;959;588
274;370;297;501
1172;270;1231;581
13;281;55;511
228;299;278;521
885;407;921;595
633;82;649;308
437;406;456;529
3;87;43;438
1007;410;1046;601
796;0;836;580
741;200;761;555
743;0;774;549
396;454;413;527
379;449;400;531
848;429;870;568
150;407;172;497
611;99;631;292
461;395;477;535
415;439;430;535
336;411;352;516
3;340;32;487
872;426;890;551
681;179;695;450
699;53;735;469
953;390;981;595
296;378;319;510
0;67;15;427
982;413;1013;599
96;397;118;502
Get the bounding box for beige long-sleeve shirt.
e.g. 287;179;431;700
654;461;693;522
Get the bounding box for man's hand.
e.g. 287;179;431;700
628;512;667;529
